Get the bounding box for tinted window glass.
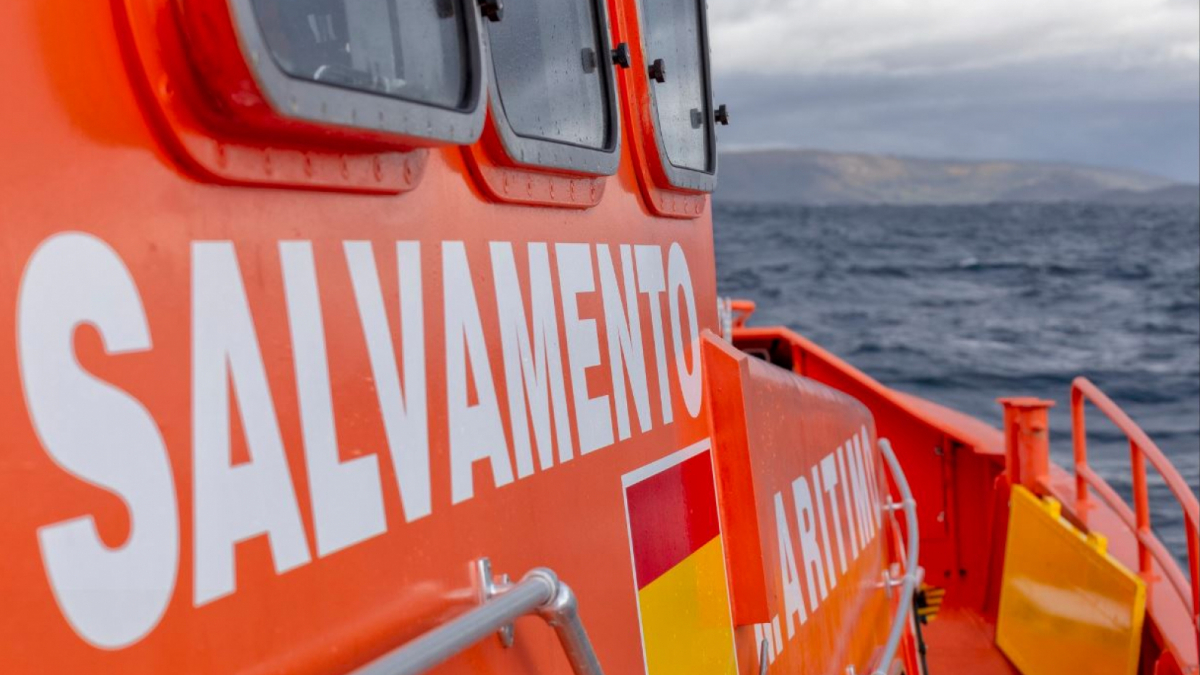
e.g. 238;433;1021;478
251;0;471;110
642;0;711;171
487;0;610;149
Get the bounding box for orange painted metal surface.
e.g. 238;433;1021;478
2;0;746;672
4;0;1196;672
119;0;431;194
998;397;1054;493
922;606;1017;675
703;334;895;674
729;305;1200;675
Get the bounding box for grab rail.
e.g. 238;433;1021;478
874;439;922;675
349;560;604;675
1070;377;1200;648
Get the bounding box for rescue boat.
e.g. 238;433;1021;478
0;0;1196;674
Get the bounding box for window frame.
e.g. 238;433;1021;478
224;0;487;146
633;0;718;192
481;0;622;176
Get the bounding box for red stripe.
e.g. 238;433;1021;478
625;451;721;589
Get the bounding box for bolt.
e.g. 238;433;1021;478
611;43;631;69
648;58;666;83
715;103;730;125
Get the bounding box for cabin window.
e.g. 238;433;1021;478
641;0;714;173
211;0;486;146
484;0;619;172
251;0;472;110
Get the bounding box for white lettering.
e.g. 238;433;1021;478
860;427;884;528
597;244;652;440
192;242;311;606
847;433;876;543
443;242;514;504
810;464;838;591
791;474;828;609
836;444;861;558
345;241;431;522
774;491;808;638
491;242;574;477
634;245;673;425
281;242;387;557
820;454;849;573
666;243;701;418
18;233;178;648
556;243;614;454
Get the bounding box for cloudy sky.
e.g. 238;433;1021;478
708;0;1200;182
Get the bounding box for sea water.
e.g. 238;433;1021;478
715;201;1200;564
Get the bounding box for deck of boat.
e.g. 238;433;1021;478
923;606;1017;675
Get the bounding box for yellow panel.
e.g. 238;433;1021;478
637;536;738;675
996;486;1146;675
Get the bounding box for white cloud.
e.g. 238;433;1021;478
709;0;1200;77
706;0;1200;180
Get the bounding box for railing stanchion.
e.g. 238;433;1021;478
1069;376;1200;655
1129;440;1153;577
1071;386;1089;508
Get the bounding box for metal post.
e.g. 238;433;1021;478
1129;440;1153;577
1070;386;1089;508
998;397;1055;494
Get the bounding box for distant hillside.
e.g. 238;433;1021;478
1090;184;1200;206
715;149;1194;206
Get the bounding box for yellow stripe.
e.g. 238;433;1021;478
637;536;737;675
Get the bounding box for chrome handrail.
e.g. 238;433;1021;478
350;560;604;675
873;438;922;675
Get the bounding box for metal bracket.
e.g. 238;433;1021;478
871;439;924;675
476;558;514;647
350;559;604;675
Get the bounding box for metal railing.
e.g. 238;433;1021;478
349;560;604;675
1070;377;1200;648
873;439;922;675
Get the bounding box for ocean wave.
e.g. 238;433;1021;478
715;201;1200;565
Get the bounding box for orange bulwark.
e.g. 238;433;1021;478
623;442;738;675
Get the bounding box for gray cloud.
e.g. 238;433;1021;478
709;0;1200;181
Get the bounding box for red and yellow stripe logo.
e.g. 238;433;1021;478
622;441;737;675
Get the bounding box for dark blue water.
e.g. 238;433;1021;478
714;201;1200;565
